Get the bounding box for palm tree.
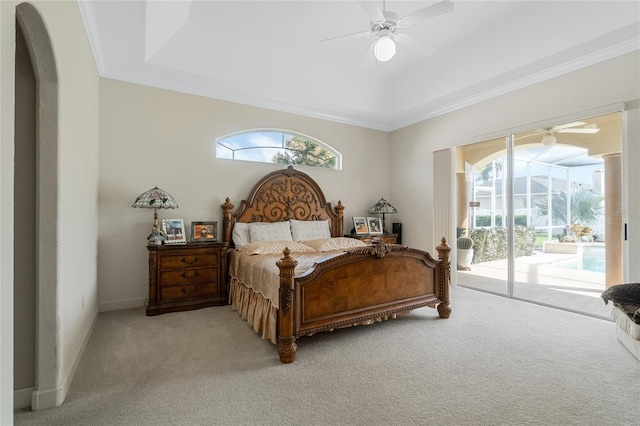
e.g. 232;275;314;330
533;188;603;227
273;137;336;168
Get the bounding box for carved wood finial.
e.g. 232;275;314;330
278;248;298;268
222;197;234;213
283;165;296;176
335;201;344;236
222;198;235;244
436;237;450;261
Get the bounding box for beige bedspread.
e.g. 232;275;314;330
228;249;343;343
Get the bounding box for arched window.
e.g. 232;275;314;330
216;129;341;170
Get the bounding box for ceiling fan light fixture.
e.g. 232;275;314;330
541;131;556;146
374;36;396;62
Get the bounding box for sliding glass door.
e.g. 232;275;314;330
457;152;509;296
456;112;621;318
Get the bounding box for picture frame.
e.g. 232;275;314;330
367;217;383;235
353;216;369;235
162;218;187;244
191;221;217;242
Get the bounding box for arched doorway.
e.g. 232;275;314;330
14;2;59;411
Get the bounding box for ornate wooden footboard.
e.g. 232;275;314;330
276;239;450;363
222;166;451;363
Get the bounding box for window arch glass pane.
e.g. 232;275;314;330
216;130;341;170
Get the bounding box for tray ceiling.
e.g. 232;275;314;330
79;1;640;131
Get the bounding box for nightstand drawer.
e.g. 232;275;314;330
147;242;228;315
160;253;218;270
160;267;218;286
160;281;219;301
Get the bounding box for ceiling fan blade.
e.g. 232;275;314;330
395;33;436;57
552;121;586;130
358;0;385;22
557;128;600;134
360;41;376;69
514;131;543;141
321;30;372;43
400;0;454;27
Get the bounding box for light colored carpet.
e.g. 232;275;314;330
14;287;639;426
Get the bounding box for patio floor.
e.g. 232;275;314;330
456;250;612;319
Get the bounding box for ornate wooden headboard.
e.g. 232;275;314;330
222;166;344;245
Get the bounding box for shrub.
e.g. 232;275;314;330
475;215;528;227
467;226;536;264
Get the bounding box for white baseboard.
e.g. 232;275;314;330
14;386;34;410
31;308;99;411
31;385;64;410
99;297;146;312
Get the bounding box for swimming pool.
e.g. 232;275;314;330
552;244;605;273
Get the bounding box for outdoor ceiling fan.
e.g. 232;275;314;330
514;121;601;145
539;122;600;146
322;0;454;65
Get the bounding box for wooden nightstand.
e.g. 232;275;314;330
146;242;228;316
345;234;398;244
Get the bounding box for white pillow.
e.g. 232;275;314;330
303;237;367;252
290;219;331;241
232;222;251;247
249;221;293;242
237;241;315;255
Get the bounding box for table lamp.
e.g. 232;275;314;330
368;197;397;234
132;186;178;244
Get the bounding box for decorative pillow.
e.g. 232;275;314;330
290;219;331;241
237;241;315;255
303;237;367;252
232;222;251;247
601;283;640;306
249;221;293;242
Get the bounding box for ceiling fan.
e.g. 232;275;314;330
516;121;601;145
539;121;600;145
322;0;454;65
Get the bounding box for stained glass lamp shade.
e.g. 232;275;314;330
368;197;397;234
132;187;178;235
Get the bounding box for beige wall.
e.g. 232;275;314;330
390;52;640;258
1;0;100;416
98;78;390;310
48;0;101;408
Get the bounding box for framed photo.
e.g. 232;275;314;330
162;218;187;244
191;221;217;242
367;217;383;235
353;216;369;235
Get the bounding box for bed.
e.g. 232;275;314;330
601;283;640;361
222;166;451;363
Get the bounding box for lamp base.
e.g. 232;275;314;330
147;233;165;246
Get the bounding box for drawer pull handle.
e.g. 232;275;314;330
180;271;199;279
180;256;199;265
181;286;199;295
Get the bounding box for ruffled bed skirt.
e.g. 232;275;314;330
229;278;277;344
